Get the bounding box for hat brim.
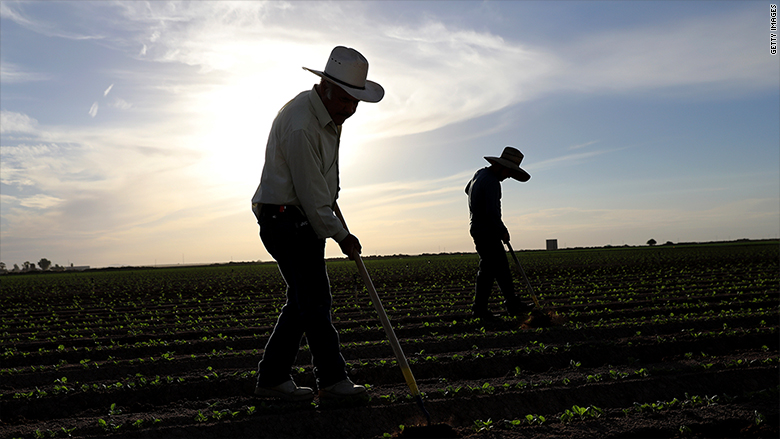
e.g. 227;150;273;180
485;156;531;182
303;67;384;103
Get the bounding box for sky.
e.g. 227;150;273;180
1;1;778;268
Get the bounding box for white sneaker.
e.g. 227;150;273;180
318;379;367;399
254;380;314;401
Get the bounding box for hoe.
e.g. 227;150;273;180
506;242;565;328
354;252;457;437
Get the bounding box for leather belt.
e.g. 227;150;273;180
253;203;308;225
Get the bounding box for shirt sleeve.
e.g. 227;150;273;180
283;128;349;242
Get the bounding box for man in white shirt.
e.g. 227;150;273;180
251;46;384;401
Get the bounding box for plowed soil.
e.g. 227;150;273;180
1;241;778;438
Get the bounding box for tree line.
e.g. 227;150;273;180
0;258;79;274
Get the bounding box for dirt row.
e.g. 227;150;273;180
2;305;777;438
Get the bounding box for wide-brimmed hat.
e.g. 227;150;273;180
485;146;531;182
303;46;384;103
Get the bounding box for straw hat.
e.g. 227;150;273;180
303;46;384;103
485;146;531;182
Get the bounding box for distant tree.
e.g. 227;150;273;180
647;239;657;246
38;258;52;271
23;261;32;271
0;262;5;272
13;264;20;272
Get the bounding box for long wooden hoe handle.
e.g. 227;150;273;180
506;242;542;309
353;252;431;424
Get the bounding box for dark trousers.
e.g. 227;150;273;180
473;238;517;312
256;207;347;388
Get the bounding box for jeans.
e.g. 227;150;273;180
473;237;517;312
256;207;347;388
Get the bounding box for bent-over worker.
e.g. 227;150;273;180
465;146;535;320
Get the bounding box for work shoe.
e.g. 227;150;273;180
254;380;314;401
318;379;367;399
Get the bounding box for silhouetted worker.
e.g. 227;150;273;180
251;46;384;401
465;146;534;320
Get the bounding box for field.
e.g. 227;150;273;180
1;241;778;439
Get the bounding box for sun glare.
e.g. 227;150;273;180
190;72;299;193
190;73;383;193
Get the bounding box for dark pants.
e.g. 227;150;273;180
473;237;518;312
256;206;347;388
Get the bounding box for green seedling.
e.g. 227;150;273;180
473;418;493;432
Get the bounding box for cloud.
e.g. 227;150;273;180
10;2;768;145
77;2;557;140
0;60;51;83
123;3;774;140
569;140;599;151
19;194;63;209
5;2;776;143
0;112;211;266
2;2;776;266
110;98;132;110
340;170;476;246
0;111;38;133
532;148;624;172
0;1;104;40
558;10;776;95
1;142;80;189
0;2;35;27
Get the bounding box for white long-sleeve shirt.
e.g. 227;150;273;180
251;86;349;242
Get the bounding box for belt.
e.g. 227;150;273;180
253;203;309;225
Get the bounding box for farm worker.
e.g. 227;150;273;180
465;146;535;320
250;46;384;401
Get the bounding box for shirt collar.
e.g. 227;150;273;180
309;86;336;129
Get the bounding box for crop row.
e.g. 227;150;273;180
1;241;777;438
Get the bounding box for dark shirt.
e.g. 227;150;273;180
465;167;507;240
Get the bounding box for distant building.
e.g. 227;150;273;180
546;239;558;251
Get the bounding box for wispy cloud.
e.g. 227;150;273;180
347;170;474;210
103;84;114;96
88;102;98;118
18;194;63;209
568;140;599;151
0;1;104;40
110;98;132;110
0;60;51;83
8;2;773;142
1;108;210;265
532;148;625;172
83;2;560;139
